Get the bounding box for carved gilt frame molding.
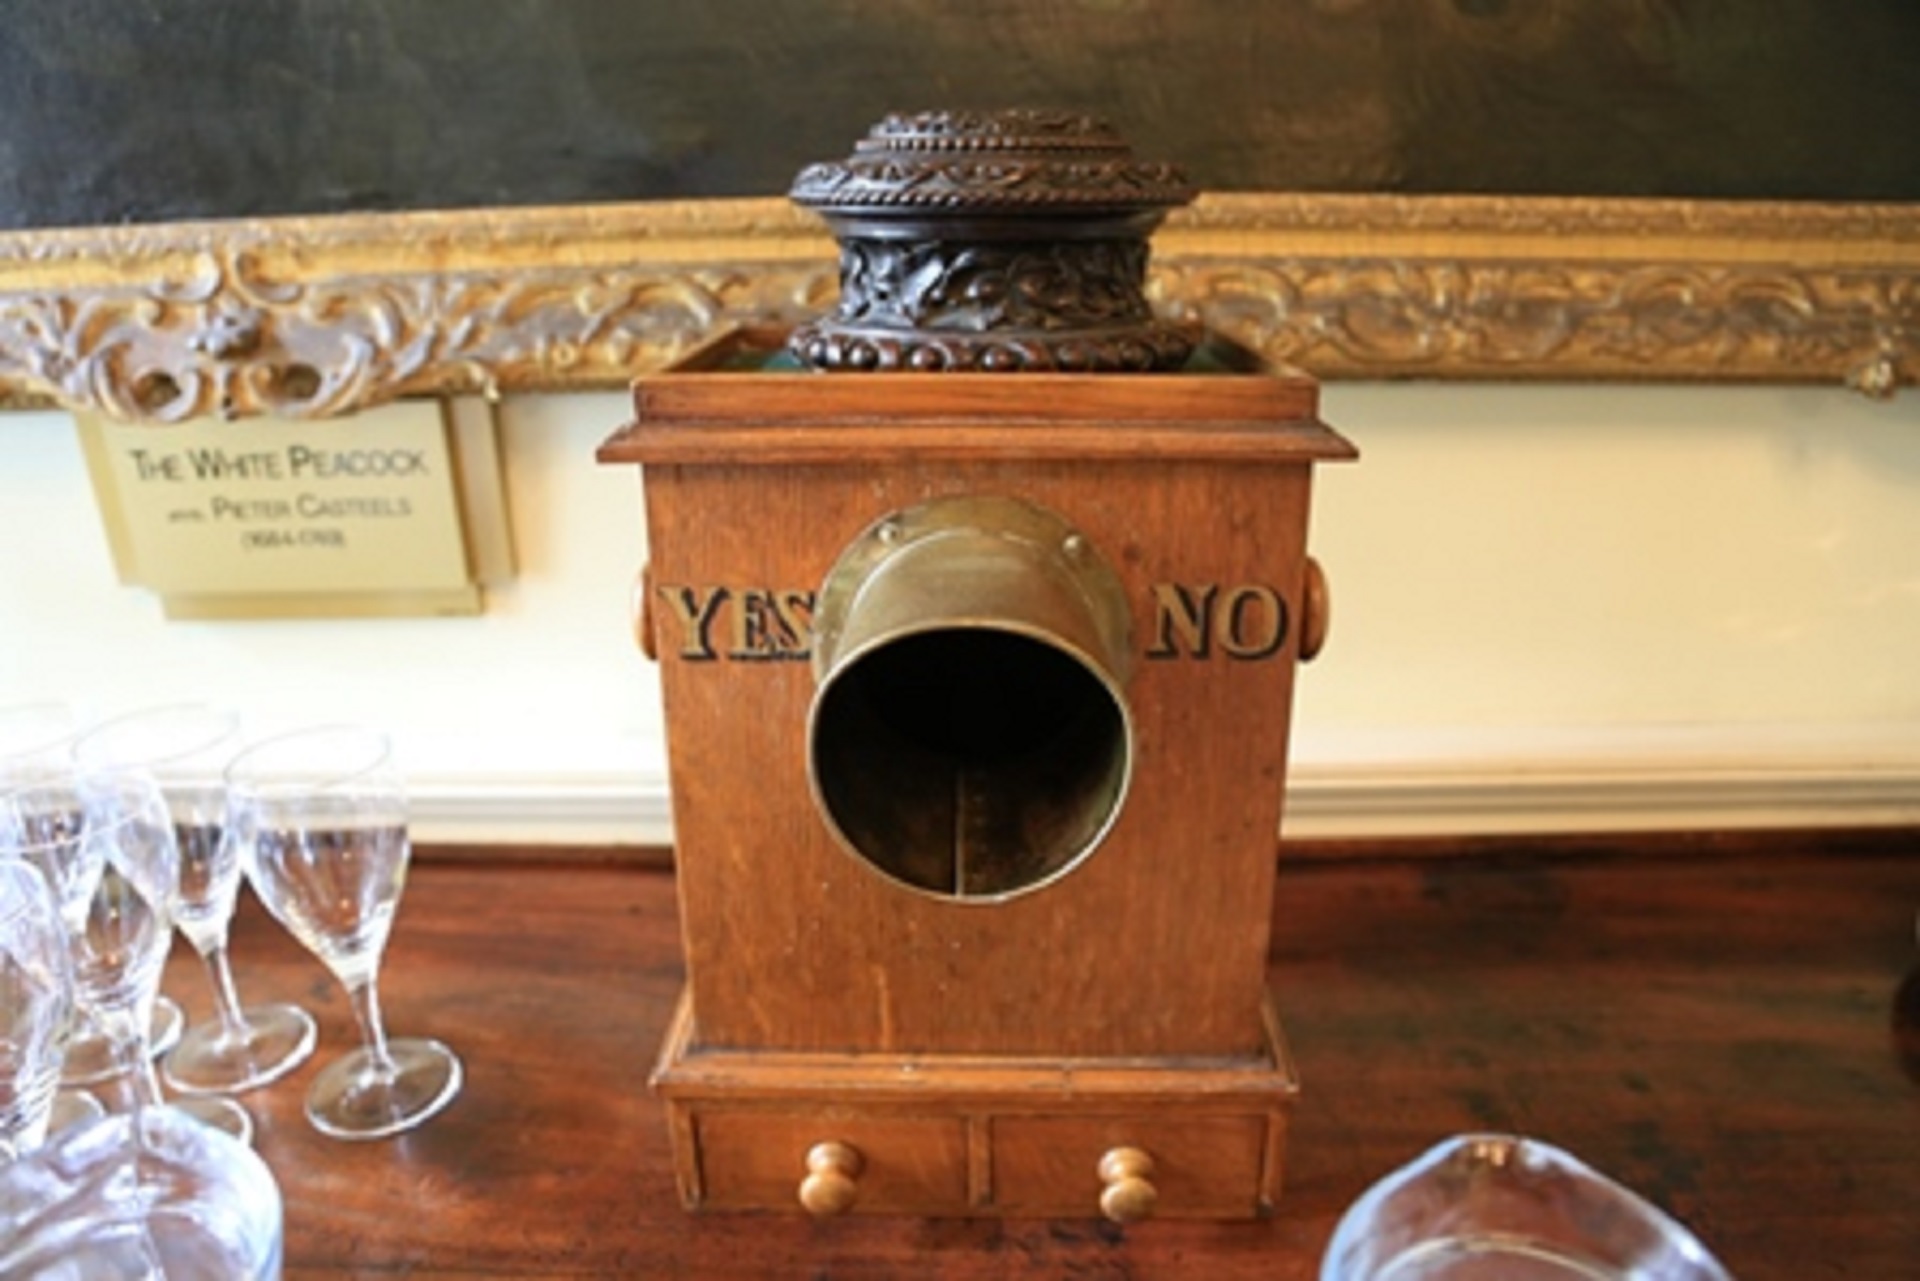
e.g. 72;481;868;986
1;192;1912;422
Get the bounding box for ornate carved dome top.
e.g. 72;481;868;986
787;110;1197;373
789;109;1195;215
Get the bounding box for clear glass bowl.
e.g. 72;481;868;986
1321;1134;1734;1281
0;1107;282;1279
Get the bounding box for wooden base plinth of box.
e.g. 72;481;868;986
651;990;1300;1221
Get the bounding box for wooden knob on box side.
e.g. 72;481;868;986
1097;1146;1158;1223
798;1141;863;1217
1300;556;1331;662
632;563;657;661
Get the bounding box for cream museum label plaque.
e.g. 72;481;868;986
79;399;511;618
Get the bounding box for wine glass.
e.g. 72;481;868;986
2;778;107;1136
0;858;76;1162
227;726;461;1139
1;705;184;1076
71;705;316;1096
26;772;252;1144
0;704;81;789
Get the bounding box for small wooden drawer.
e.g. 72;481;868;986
692;1110;970;1213
989;1114;1273;1218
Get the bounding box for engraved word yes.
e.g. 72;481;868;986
656;585;815;662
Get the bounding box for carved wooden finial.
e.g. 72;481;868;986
788;109;1197;374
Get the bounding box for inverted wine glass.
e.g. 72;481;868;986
1;705;183;1076
0;858;76;1162
47;772;252;1144
227;726;461;1139
72;705;315;1096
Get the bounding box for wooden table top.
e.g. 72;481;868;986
167;838;1920;1279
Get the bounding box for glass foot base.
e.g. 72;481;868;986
61;996;184;1085
164;1003;317;1096
169;1096;254;1146
306;1038;462;1141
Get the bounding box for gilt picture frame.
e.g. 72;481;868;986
1;0;1913;422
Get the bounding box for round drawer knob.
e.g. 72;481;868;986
798;1140;863;1217
1097;1146;1158;1224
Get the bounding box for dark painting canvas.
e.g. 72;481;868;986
2;0;1915;230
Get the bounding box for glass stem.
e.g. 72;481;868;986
111;1023;166;1115
200;943;253;1041
345;977;399;1080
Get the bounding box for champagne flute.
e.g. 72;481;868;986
0;858;76;1162
32;772;252;1143
1;704;184;1075
72;705;316;1096
227;726;461;1139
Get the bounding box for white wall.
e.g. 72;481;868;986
1293;381;1920;834
4;381;1916;842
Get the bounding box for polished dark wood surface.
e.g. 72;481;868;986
177;836;1920;1278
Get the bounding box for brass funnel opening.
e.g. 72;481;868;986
808;497;1133;902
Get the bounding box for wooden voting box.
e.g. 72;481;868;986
597;333;1354;1220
